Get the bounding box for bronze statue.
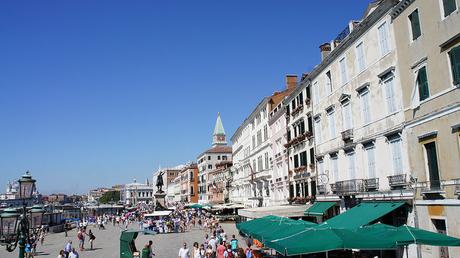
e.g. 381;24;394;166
156;171;165;193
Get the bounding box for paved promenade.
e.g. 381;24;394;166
0;222;245;258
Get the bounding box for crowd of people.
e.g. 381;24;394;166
48;202;258;258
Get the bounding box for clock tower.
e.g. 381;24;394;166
212;112;227;147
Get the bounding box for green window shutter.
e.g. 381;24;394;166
443;0;457;17
450;46;460;85
417;66;430;101
410;10;421;40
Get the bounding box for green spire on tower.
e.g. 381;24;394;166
212;112;227;146
214;112;226;135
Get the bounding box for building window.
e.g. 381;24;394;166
389;136;403;175
258;156;263;171
356;42;366;73
416;66;430;101
424;141;441;189
313;81;319;103
326;71;332;94
341;101;353;131
217;156;221;160
309;148;315;166
263;125;268;141
257;130;262;146
339;57;348;85
208;156;211;160
252;135;256;149
449;45;460;85
327;108;336;139
252;160;256;173
208;164;212;169
365;144;376;179
294;154;299;168
346;151;356;179
190;186;194;195
382;72;397;113
442;0;457;17
409;9;422;40
314;117;322;143
222;155;227;161
300;151;308;166
264;152;269;169
378;22;390;56
317;159;324;176
331;155;339;182
359;88;371;124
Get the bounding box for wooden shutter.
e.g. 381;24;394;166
410;10;421;40
443;0;457;17
450;45;460;85
417;66;429;101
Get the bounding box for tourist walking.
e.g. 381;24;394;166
230;235;238;253
88;229;96;250
57;250;65;258
148;240;155;257
77;229;85;251
69;248;79;258
64;240;72;257
216;242;226;258
178;242;190;258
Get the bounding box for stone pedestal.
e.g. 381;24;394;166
154;192;167;210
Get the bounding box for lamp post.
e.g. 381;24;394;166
0;171;44;258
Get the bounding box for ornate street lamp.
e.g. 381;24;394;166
28;205;45;231
1;171;39;258
0;208;20;249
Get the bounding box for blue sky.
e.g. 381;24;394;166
0;1;369;194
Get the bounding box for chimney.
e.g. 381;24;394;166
320;43;331;61
285;75;297;90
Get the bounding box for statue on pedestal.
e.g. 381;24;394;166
156;171;165;193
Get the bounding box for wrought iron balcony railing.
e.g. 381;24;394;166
388;174;407;189
335;179;364;194
341;129;353;142
363;178;379;192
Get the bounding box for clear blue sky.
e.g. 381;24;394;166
0;1;369;194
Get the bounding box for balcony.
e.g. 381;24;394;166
455;179;460;195
341;129;353;142
291;104;304;116
293;165;307;173
317;185;326;195
284;131;312;148
388;174;407;189
420;180;445;196
363;178;379;192
335;179;364;194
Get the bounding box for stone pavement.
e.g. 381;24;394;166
0;222;246;258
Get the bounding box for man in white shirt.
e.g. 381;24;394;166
208;236;217;252
178;242;189;258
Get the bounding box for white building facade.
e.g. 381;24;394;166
121;180;154;206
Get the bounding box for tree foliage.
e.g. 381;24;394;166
99;190;120;204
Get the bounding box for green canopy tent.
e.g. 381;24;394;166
320;201;405;229
265;226;395;256
236;215;316;242
186;203;203;209
304;201;336;217
358;223;460;247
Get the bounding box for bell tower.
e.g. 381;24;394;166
212;112;227;147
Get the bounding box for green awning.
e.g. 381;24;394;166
304;201;336;216
237;215;316;242
358;223;460;247
321;201;405;229
266;227;395;256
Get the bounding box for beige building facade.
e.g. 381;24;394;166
391;0;460;257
